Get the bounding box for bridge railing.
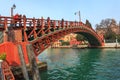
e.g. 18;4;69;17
0;16;86;30
0;15;103;42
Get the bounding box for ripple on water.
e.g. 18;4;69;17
39;48;120;80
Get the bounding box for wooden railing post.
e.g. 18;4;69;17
66;21;68;28
53;20;56;31
33;17;37;38
41;17;44;35
47;17;50;33
58;21;60;29
4;17;8;32
61;19;64;29
23;15;27;30
23;15;28;42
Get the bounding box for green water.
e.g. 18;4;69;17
38;48;120;80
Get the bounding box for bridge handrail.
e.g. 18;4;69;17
0;15;104;42
0;16;89;30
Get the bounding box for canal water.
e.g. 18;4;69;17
38;48;120;80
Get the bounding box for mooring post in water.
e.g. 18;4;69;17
18;44;30;80
0;60;4;80
26;44;41;80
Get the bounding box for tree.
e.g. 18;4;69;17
95;18;119;40
104;29;116;40
0;53;6;60
96;18;117;31
61;41;70;46
117;34;120;43
76;34;87;41
85;19;92;28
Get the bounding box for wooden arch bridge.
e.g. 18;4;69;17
0;15;104;80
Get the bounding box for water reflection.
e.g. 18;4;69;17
75;49;102;80
39;48;80;70
38;48;120;80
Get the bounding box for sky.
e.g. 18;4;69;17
0;0;120;29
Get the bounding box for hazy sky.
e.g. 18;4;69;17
0;0;120;28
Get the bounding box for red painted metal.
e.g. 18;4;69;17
0;42;30;66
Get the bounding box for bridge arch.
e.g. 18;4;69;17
75;31;102;46
31;27;104;56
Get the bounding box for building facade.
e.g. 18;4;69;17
51;33;81;47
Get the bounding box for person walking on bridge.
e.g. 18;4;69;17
13;13;19;27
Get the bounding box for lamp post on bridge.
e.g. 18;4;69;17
11;4;16;17
74;11;81;22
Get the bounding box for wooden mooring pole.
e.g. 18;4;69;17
26;44;41;80
18;45;30;80
0;60;4;80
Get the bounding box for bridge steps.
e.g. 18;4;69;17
2;61;15;80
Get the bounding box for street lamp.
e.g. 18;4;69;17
74;11;81;22
11;4;16;17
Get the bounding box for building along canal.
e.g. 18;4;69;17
38;48;120;80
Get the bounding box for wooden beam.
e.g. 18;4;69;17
26;44;41;80
18;44;29;80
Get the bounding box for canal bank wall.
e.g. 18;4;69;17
104;43;120;48
51;43;120;48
